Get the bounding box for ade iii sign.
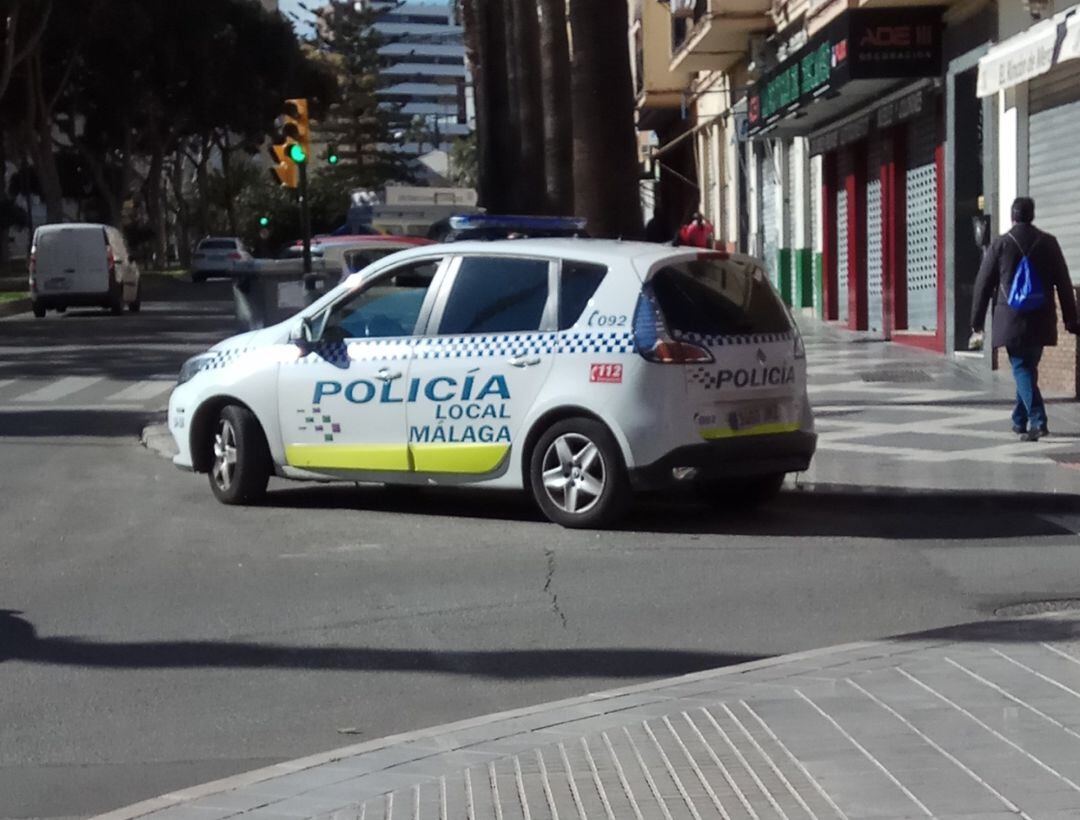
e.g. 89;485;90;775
747;6;944;137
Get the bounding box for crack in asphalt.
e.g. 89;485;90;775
543;547;568;629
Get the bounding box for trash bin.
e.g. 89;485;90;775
229;259;336;330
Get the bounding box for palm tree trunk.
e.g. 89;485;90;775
511;0;545;213
501;0;523;211
538;0;573;214
568;0;642;238
471;0;515;212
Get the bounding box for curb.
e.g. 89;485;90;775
0;297;31;317
93;634;899;820
140;420;178;460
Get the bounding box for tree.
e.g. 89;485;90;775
510;0;545;211
467;0;515;212
537;0;573;214
0;0;50;103
305;1;412;193
568;0;642;238
448;135;478;189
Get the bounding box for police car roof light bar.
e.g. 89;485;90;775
448;214;588;232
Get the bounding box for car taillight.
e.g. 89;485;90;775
227;252;242;260
28;250;36;291
632;285;714;364
107;246;116;275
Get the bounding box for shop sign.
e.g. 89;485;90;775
746;6;943;137
807;87;928;155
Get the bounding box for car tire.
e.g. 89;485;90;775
128;283;141;313
108;281;123;315
56;306;66;314
696;473;785;509
191;272;206;284
32;302;46;318
528;418;630;529
208;405;272;505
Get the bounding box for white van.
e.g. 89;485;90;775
29;223;141;317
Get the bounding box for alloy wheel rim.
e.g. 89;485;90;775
212;419;238;491
541;432;606;515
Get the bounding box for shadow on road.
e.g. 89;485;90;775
895;616;1080;644
258;483;1078;541
0;610;762;678
0;409;153;438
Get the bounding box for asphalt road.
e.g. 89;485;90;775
3;279;1080;819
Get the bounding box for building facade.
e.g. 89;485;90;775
633;0;1080;395
374;2;472;156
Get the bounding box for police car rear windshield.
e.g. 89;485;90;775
199;239;238;251
651;258;792;336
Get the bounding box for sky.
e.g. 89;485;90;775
278;0;314;32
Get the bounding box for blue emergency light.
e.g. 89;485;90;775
448;215;587;233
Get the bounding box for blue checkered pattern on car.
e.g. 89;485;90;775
673;330;793;347
415;334;558;359
201;348;251;371
558;331;634;354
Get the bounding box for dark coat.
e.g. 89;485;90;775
970;223;1077;350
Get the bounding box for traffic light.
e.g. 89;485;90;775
282;98;310;164
327;145;339;165
268;136;298;188
259;216;270;227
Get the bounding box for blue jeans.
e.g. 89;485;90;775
1007;345;1046;431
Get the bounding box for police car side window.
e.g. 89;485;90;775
558;261;607;329
438;257;550;334
323;258;441;340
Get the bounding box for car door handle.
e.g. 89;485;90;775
375;368;402;382
507;355;541;368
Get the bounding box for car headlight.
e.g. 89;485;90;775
178;353;215;385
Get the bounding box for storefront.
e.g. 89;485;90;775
978;3;1080;393
746;6;946;346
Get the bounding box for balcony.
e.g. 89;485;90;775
668;0;772;73
635;0;693;128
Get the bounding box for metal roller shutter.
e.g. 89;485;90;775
866;138;884;332
1030;61;1080;280
761;144;780;288
836;149;854;324
905;111;938;332
810;156;821;312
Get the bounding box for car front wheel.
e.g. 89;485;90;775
529;418;630;529
208;405;271;505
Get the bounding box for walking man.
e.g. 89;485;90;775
970;197;1078;441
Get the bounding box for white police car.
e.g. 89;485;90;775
169;224;815;528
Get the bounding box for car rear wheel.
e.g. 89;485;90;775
108;282;124;315
55;306;66;314
529;418;630;529
697;473;785;509
32;302;45;318
191;272;206;284
208;405;271;505
128;283;141;313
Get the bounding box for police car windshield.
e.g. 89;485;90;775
651;258;792;336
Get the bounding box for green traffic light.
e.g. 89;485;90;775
259;216;270;227
328;153;339;165
287;143;307;164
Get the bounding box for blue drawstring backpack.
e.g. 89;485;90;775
1006;233;1046;313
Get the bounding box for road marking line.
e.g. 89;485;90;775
660;714;734;820
557;741;587;820
580;737;616;820
464;769;474;820
846;676;1028;819
622;724;678;820
898;666;1080;794
0;379;15;392
488;761;504;820
535;749;559;820
720;703;817;820
601;731;644;820
107;380;174;402
514;755;532;820
14;376;102;402
697;708;783;818
739;700;848;820
795;688;932;816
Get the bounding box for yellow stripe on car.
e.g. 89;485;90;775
285;444;412;471
699;422;801;440
410;444;508;474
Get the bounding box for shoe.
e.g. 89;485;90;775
1039;425;1050;437
1012;425;1026;434
1020;428;1043;442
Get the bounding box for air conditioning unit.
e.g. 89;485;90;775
670;0;696;19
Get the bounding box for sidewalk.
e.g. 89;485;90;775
799;319;1080;497
98;614;1080;820
110;322;1080;820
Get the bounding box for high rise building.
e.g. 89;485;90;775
373;2;472;156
